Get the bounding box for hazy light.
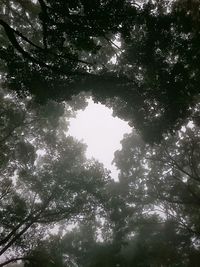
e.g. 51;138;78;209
68;99;131;180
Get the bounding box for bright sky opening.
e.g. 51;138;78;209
68;98;132;180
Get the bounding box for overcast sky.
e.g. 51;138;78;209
68;99;131;180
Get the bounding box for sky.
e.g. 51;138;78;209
68;98;132;180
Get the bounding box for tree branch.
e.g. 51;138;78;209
0;256;37;267
0;214;33;246
0;18;95;66
0;185;12;201
189;141;200;180
164;146;200;183
171;174;200;204
38;0;48;49
0;192;54;255
0;257;25;267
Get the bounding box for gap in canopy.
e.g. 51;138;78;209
68;98;132;180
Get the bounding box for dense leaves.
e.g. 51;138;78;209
1;1;200;267
112;120;200;265
0;0;200;141
0;89;110;266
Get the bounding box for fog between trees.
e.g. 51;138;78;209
0;0;200;266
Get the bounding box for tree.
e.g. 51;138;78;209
0;0;200;141
23;212;197;267
113;120;200;264
1;2;200;264
2;87;199;267
0;88;110;266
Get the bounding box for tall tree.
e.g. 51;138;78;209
0;88;110;266
114;121;200;261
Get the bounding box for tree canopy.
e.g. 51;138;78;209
0;88;110;266
0;0;200;141
1;87;200;266
1;1;200;267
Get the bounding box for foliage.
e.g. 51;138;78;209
0;89;110;266
0;0;200;141
1;1;200;266
0;91;200;267
18;119;200;266
113;121;200;265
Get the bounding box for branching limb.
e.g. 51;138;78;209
38;0;48;49
0;256;38;267
0;19;94;66
164;146;200;182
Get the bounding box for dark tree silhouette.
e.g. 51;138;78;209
0;89;110;266
1;1;200;266
0;0;199;141
114;120;200;239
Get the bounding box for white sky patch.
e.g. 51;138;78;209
68;98;131;180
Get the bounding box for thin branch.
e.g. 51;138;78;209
170;174;200;203
0;257;26;267
0;191;54;255
12;27;44;52
38;0;48;49
0;256;37;267
0;19;99;77
104;35;122;51
29;192;38;214
189;141;200;180
0;185;12;201
164;146;200;183
0;213;34;246
0;220;36;256
0;19;94;67
0;18;46;65
158;206;200;236
155;193;198;205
